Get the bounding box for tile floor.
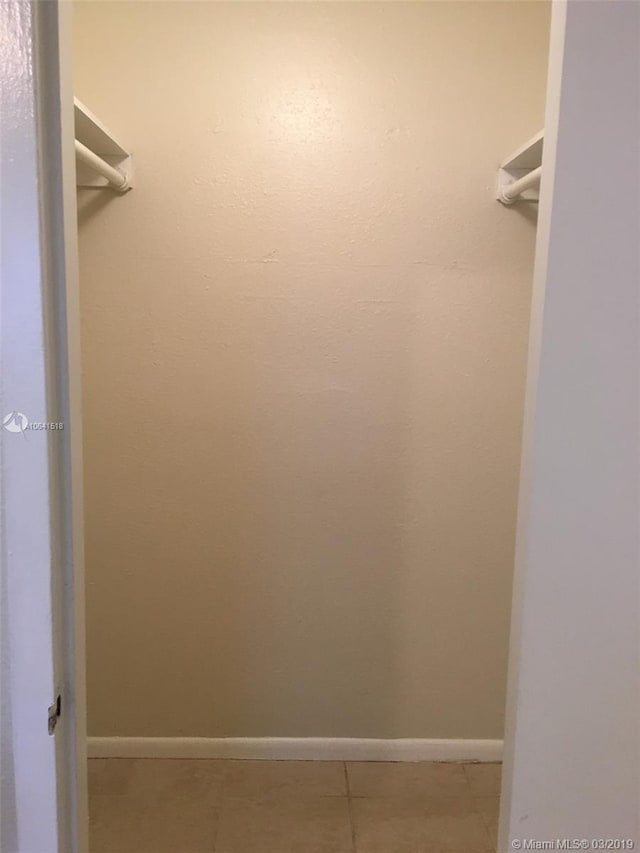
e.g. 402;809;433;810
88;758;501;852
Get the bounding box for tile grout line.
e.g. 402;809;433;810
462;765;500;851
210;803;222;853
343;761;358;853
209;765;230;853
473;795;499;852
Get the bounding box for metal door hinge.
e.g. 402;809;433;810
48;694;61;735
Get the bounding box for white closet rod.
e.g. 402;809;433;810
499;165;542;204
75;139;130;192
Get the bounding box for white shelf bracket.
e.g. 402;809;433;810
75;140;130;192
74;97;133;192
497;130;543;205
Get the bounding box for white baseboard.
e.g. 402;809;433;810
87;736;503;762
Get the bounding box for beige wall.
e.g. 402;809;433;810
73;1;549;739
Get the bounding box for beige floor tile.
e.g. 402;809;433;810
347;761;470;800
89;791;217;853
88;758;135;796
222;759;347;801
475;796;500;847
214;796;352;853
87;758;500;853
128;757;226;803
352;796;492;853
463;763;502;797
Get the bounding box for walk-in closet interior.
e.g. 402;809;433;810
73;2;551;850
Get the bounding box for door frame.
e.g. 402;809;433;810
499;0;639;847
41;2;90;850
1;1;88;851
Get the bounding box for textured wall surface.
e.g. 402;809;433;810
73;1;549;739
